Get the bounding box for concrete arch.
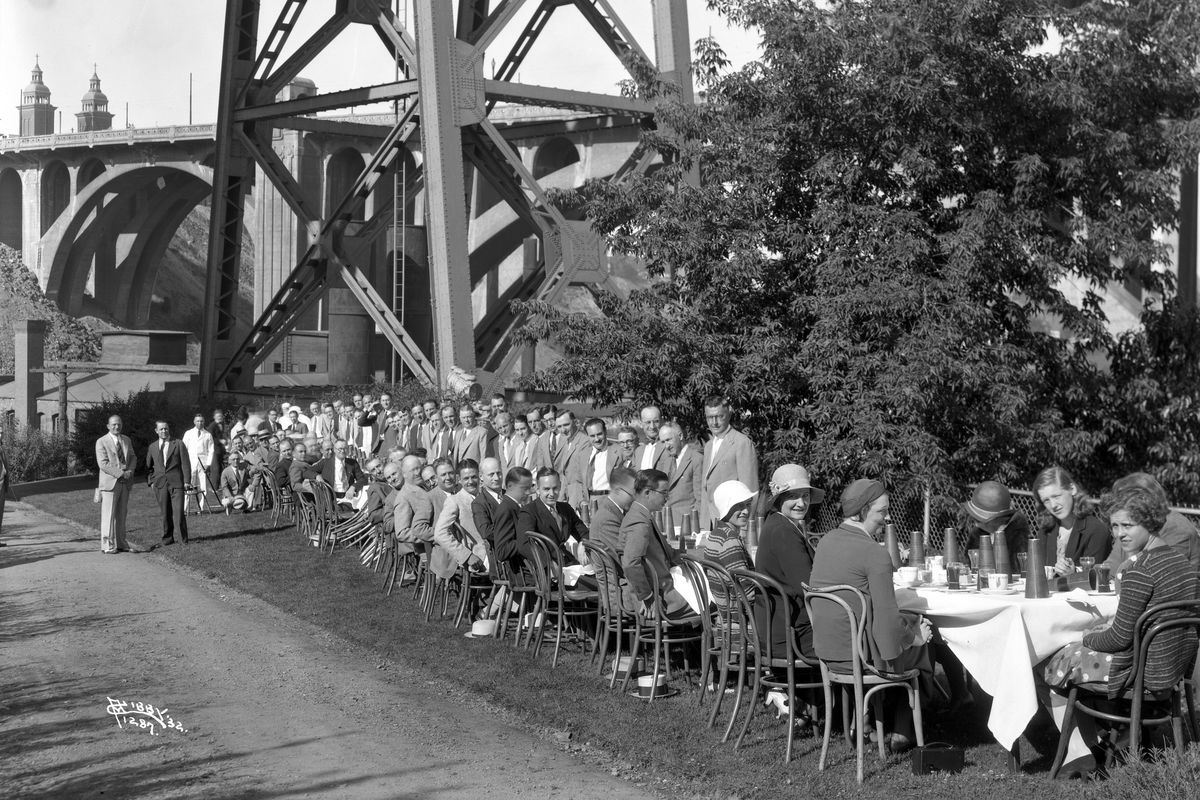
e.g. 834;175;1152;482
0;168;22;250
40;161;214;326
77;158;106;194
41;159;71;235
533;137;580;181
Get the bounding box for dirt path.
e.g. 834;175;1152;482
1;503;662;800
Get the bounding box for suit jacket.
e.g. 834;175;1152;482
273;456;292;489
384;482;435;551
552;430;592;508
517;499;588;563
146;438;190;490
401;422;422;454
492;494;524;569
431;488;486;580
700;428;759;527
96;433;136;491
424;426;454;462
362;479;393;526
428;486;450;522
288;458;319;491
632;442;670;473
664;445;702;514
219;465;251;498
530;430;555;472
589;496;629;556
583;448;619;495
471;488;502;546
182;427;214;468
453;425;490;467
619;500;680;605
314;456;364;492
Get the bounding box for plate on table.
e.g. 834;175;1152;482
1087;589;1117;596
979;587;1020;596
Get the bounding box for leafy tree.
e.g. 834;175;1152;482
516;0;1200;503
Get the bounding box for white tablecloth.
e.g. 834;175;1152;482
898;586;1119;752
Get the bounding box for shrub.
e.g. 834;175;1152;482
2;425;79;482
71;388;201;474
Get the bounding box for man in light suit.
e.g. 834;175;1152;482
453;406;491;467
431;458;488;581
660;421;702;516
146;420;190;546
525;407;553;471
632;405;669;472
383;456;435;556
699;395;759;529
182;413;214;513
551;410;591;511
96;415;136;553
312;403;338;447
492;412;517;473
510;415;538;471
590;467;636;556
583;418;619;504
619;468;690;617
219;450;255;513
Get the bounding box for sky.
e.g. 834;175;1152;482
0;0;763;134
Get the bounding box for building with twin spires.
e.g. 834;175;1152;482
16;60;115;136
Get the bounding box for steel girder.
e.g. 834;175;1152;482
201;0;691;397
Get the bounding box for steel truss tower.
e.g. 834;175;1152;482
199;0;693;397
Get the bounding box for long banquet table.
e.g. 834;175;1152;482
897;585;1120;755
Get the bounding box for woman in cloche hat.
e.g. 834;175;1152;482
962;481;1032;575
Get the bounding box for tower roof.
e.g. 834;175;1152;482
23;58;51;98
81;66;109;106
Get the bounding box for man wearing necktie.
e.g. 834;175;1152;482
660;421;702;517
619;468;690;618
584;418;615;503
95;415;137;553
147;420;190;546
552;410;591;511
699;395;759;529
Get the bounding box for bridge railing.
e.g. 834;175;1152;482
0;124;216;153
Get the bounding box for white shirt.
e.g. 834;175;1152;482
333;458;347;493
707;433;726;465
183;427;214;466
590;448;611;492
640;443;657;470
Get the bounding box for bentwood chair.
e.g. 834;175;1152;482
582;541;638;682
803;583;925;784
524;532;599;667
624;563;705;700
1049;599;1200;777
685;556;749;734
732;569;824;763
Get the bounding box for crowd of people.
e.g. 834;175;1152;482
89;390;1200;780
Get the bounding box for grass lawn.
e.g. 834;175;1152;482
20;479;1198;800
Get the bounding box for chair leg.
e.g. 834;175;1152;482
733;662;761;750
648;622;663;703
855;683;867;784
722;657;748;743
708;652;732;729
911;677;925;747
621;624;642;694
1048;687;1078;780
785;666;796;764
841;686;852;747
819;673;834;771
870;692;887;761
1172;689;1186;754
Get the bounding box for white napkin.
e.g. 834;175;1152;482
561;564;595;587
669;565;705;614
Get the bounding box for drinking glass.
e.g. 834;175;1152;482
968;549;981;570
1078;556;1095;574
977;567;993;591
1015;551;1028;578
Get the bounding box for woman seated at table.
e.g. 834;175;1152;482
963;480;1031;575
755;464;824;658
1100;472;1200;577
809;478;932;752
1031;466;1111;575
703;480;758;611
1041;485;1199;776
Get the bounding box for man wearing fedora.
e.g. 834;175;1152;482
620;468;691;618
963;481;1031;575
699;395;758;529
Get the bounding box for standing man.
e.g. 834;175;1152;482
660;421;702;517
423;404;451;463
454;406;490;467
583;418;617;506
438;404;460;462
525;407;551;471
510;415;538;471
633;405;669;471
493;412;517;473
700;395;759;529
614;427;639;470
551;410;591;511
182;413;214;513
262;407;284;435
146;420;190;546
207;409;229;492
96;415;136;554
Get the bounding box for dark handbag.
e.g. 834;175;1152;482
910;742;964;774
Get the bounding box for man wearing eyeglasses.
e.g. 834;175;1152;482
315;438;363;499
620;468;690;618
660;422;701;517
700;395;758;529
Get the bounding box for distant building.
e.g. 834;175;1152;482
18;59;55;136
76;67;114;132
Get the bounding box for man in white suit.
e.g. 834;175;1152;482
510;415;538;471
431;459;488;581
699;396;759;528
182;413;214;512
95;415;137;553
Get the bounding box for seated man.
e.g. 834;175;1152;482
382;456;435;556
219;450;256;514
431;459;488;582
360;457;392;525
589;467;636;556
272;437;293;491
490;467;534;578
619;469;690;618
314;439;364;499
518;467;589;565
287;443;320;494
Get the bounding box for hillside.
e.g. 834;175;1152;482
0;245;100;374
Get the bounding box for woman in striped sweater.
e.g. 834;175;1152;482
1042;485;1199;775
703;480;757;611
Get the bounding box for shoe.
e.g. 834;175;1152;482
1055;752;1097;780
888;733;914;754
102;549;117;554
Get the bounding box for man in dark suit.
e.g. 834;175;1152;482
620;468;690;617
632;405;669;472
206;408;229;492
517;468;589;564
491;467;533;574
614;427;639;471
471;457;504;549
262;407;284;435
590;467;636;556
272;437;293;490
146;420;190;545
314;439;364;498
288;442;320;495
